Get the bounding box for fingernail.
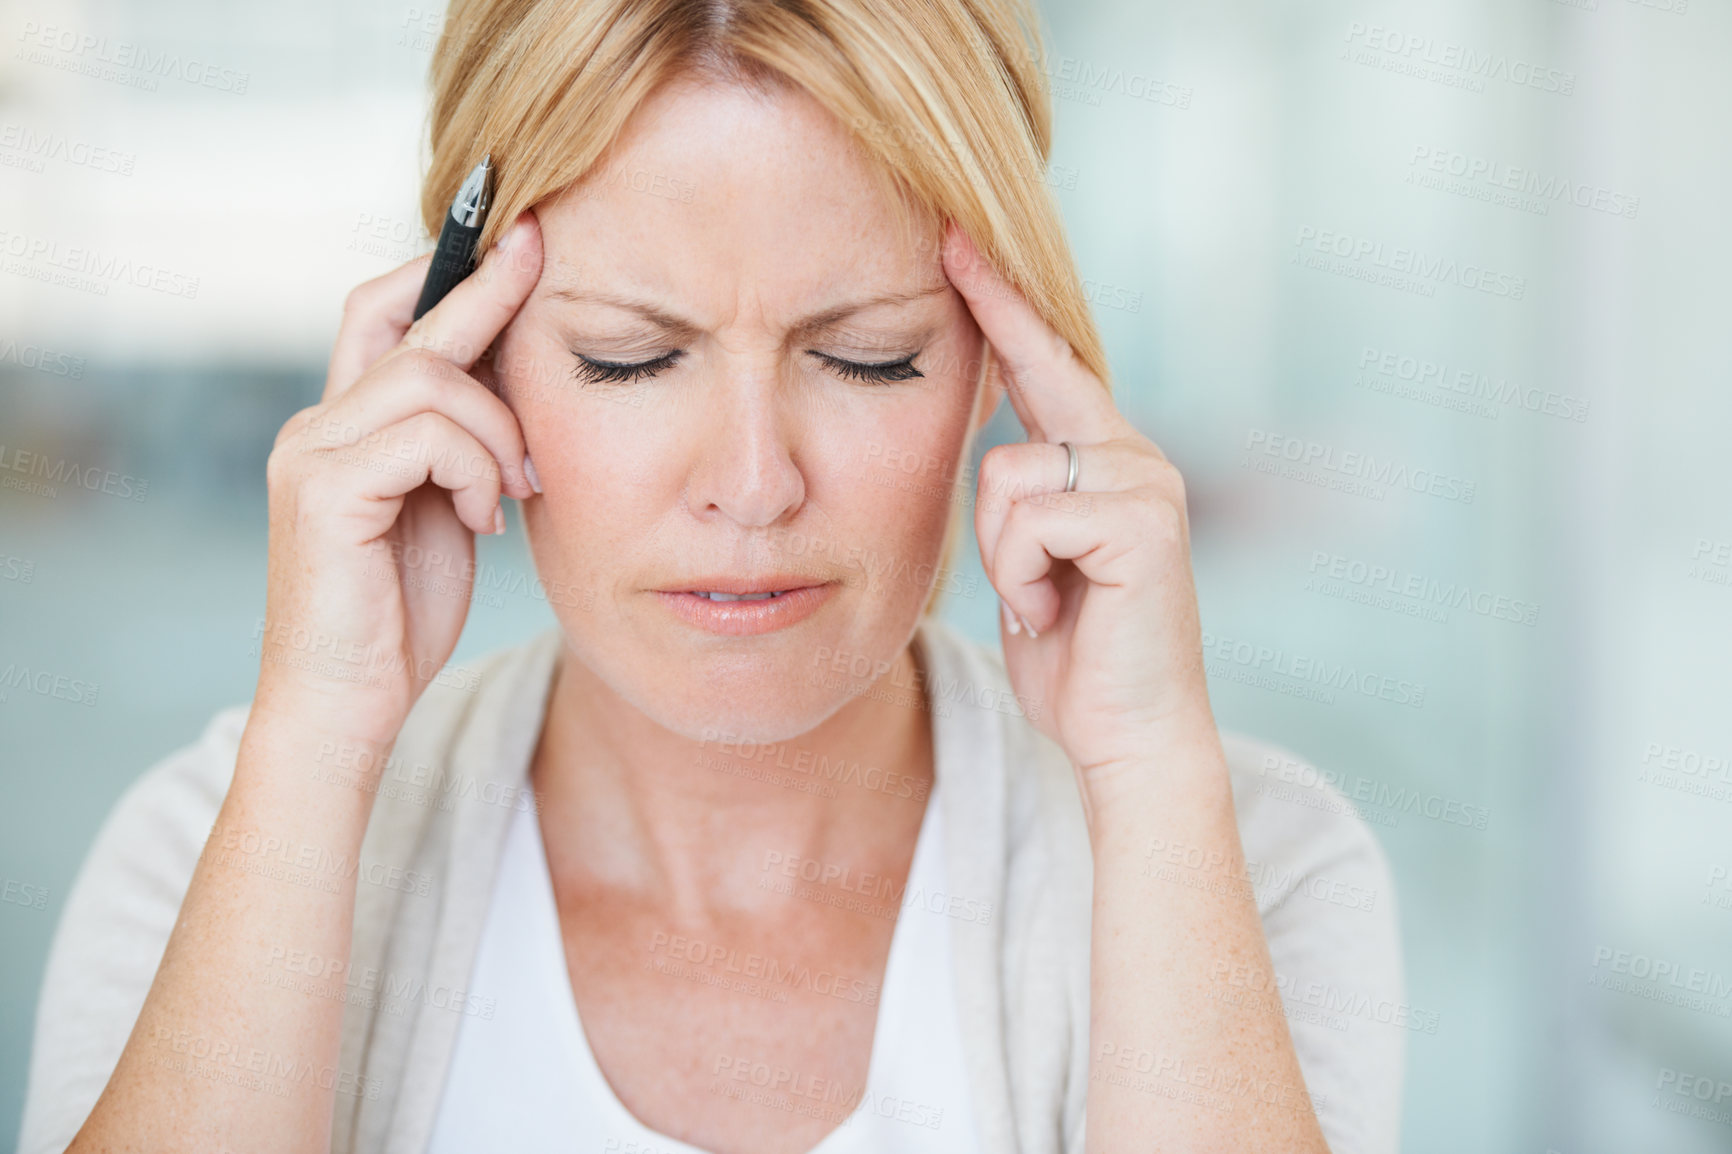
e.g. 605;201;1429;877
494;216;523;251
1001;598;1021;636
943;231;967;271
492;505;506;536
523;454;542;494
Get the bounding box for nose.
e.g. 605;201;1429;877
683;360;807;529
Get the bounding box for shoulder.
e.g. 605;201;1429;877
928;614;1395;922
386;627;565;769
1214;732;1408;1154
918;621;1406;1153
14;628;563;1154
1217;730;1397;920
16;702;248;1154
921;620;1397;900
916;618;1086;893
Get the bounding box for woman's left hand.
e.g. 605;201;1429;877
944;224;1333;1154
942;222;1219;821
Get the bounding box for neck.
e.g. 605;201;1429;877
529;632;936;924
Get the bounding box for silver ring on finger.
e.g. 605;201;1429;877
1059;440;1079;493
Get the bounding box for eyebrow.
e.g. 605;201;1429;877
542;287;698;338
540;284;949;339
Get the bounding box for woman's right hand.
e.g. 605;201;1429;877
254;211;544;749
63;215;548;1154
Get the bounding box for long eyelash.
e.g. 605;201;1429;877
810;351;925;383
572;349;684;384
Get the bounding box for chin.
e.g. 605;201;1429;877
557;588;921;744
622;667;854;747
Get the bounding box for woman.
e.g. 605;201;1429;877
18;0;1404;1151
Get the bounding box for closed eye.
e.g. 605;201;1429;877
572;349;684;384
808;350;924;383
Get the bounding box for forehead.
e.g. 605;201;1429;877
534;77;939;309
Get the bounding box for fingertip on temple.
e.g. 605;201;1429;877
493;211;545;284
941;219;981;276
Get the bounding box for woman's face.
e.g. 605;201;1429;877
491;76;995;744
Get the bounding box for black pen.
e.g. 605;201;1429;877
412;154;494;321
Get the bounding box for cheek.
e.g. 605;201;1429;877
845;330;981;496
499;330;658;578
497;326;653;484
820;346;981;572
506;315;982;581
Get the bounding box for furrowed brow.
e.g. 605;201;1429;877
542;282;949;339
791;285;950;338
542;287;701;338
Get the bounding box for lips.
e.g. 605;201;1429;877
652;580;836;636
660;577;822;597
692;590;787;601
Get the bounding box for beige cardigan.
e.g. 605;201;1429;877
17;617;1405;1153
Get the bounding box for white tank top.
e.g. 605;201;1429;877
427;782;983;1154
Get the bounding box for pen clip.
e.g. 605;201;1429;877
451;154;493;229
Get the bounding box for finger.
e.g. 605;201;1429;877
326;255;434;401
308;410;508;538
396;211;544;372
988;487;1177;634
973;439;1171;580
940;221;1122;445
311;351;534;499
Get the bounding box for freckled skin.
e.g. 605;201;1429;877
64;63;1334;1154
498;75;991;744
489;77;997;1154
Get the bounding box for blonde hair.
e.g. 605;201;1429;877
421;0;1111;619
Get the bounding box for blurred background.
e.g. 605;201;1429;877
2;0;1729;1150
